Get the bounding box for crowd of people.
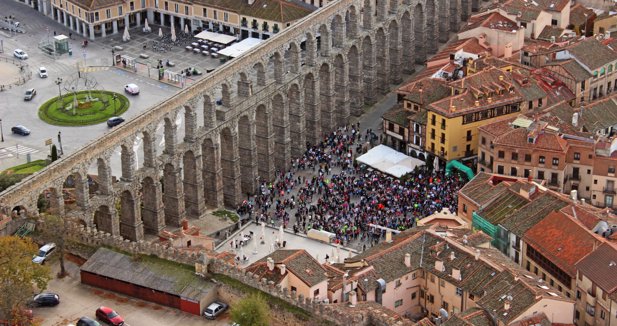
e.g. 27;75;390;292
236;124;468;247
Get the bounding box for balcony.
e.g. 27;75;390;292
464;150;475;158
603;187;616;195
587;290;597;306
548;179;560;188
566;174;581;182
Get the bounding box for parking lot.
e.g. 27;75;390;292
35;258;232;326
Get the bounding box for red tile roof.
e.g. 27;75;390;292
524;211;602;276
575;242;617;294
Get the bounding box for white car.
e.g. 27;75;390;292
13;49;28;60
38;67;48;78
124;83;139;95
32;243;56;264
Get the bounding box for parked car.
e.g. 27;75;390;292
124;83;139;95
29;293;60;307
32;242;56;264
39;67;48;78
203;301;228;320
95;306;124;326
77;316;101;326
106;117;125;128
13;49;28;59
24;88;36;101
11;125;31;136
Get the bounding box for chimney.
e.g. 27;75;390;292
452;268;461;280
280;264;286;275
571;190;578;202
267;257;275;271
404;253;411;267
349;290;358;307
504;300;511;311
435;260;445;272
450;251;456;261
487;97;493;104
385;230;393;243
475;249;480;261
181;219;189;231
475;100;480;106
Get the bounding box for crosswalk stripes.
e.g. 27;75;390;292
0;145;39;158
80;66;110;73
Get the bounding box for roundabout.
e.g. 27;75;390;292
38;90;129;126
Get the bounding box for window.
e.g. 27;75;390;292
164;1;168;10
462;204;467;213
574;152;580;160
587;303;595;316
420;289;425;299
525;154;531;162
550;279;554;286
430;274;435;283
534;266;538;274
439;279;445;287
498;151;505;159
224;12;229;22
610;65;614;73
511;152;518;161
130;1;135;11
552;158;559;166
440;133;445;144
395;299;403;307
610;166;616;174
497;165;504;174
412;272;417;280
524;169;531;178
395;279;401;288
118;5;122;15
539;156;545;164
601;68;606;76
442;301;449;311
510;167;517;176
456;288;463;296
106;9;111;18
576;290;581;299
537;171;544;180
174;3;178;13
431;115;436;126
575;310;580;320
481;137;486;145
94;12;99;21
601;310;606;319
154;0;158;8
313;288;319;297
466;130;472;141
291;286;297;293
202;8;207;17
551;19;558;25
213;10;218;20
185;5;189;15
441;118;446;129
411;292;417;300
141;0;145;8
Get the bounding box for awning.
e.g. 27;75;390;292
356;144;425;178
194;31;237;45
218;38;263;58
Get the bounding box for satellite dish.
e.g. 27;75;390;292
439;308;449;319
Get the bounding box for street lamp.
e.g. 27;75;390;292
111;49;115;66
0;119;4;142
57;131;63;156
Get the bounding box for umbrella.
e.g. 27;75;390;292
144;19;150;32
184;24;189;34
158;27;163;38
171;24;176;42
260;222;266;244
279;224;284;245
122;25;130;42
270;241;275;253
239;246;245;263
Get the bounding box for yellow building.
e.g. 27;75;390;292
424;66;547;161
47;0;316;40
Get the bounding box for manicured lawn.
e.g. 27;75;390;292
38;91;129;126
4;160;48;174
212;209;239;222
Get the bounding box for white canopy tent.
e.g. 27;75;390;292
194;30;237;45
356;145;425;178
217;38;263;58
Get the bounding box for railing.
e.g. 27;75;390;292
566;174;581;182
603;187;616;194
548;179;560;187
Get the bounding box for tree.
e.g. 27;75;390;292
0;174;25;192
39;215;68;278
230;294;270;326
51;145;58;162
0;236;51;325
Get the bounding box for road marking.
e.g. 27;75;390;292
80;66;110;73
5;145;39;155
0;149;14;159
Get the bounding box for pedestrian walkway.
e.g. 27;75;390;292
80;66;109;73
0;145;39;159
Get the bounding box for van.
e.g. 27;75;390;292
32;243;56;264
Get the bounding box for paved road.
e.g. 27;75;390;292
0;1;178;173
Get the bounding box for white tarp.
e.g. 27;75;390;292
356;144;425;178
194;30;237;45
218;38;263;58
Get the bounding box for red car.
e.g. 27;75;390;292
95;306;124;326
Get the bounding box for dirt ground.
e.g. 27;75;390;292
0;61;21;85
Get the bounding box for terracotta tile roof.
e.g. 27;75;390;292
524;211;602;276
428;38;489;64
478;117;517;137
458;173;512;207
443;307;493;326
569;4;595;26
549;95;617;133
559;205;602;230
460;11;520;33
538;25;565;41
492;123;568;152
567;38;617;71
68;0;126;10
398;78;451;105
500;192;569;237
575;242;617;294
478;189;530;225
545;59;592;82
504;0;570;14
383;106;410;127
509;312;552;326
246;249;327;287
195;0;316;23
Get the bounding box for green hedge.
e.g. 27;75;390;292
38;91;129;126
4;160;48;174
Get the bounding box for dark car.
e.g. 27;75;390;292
95;306;124;326
106;117;125;128
203;301;228;319
11;125;30;136
24;88;36;101
29;293;60;307
77;316;101;326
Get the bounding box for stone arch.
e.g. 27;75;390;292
303;72;320;145
202;94;216;130
376;0;388;22
202;137;223;207
163;162;184;227
363;0;374;30
238;114;258;194
220;127;241;206
389;0;398;14
38;187;63;215
286;42;301;74
95;157;113;195
163;116;178;155
253;61;267;87
119;189;142;241
221;82;232;107
183;150;204;219
256;104;275;181
304;31;317;66
64;171;88;210
288;83;305;157
414;3;426;64
450;0;460;32
319;63;335;134
272;93;290;172
183;103;197;142
237;71;252;98
333;54;349;126
401;11;414;73
93;205;115;235
272;51;284;84
348;45;363;116
362;35;376;105
375;27;389;95
438;0;449;43
318;24;331;57
141;176;163;234
426;0;437;54
331;14;345;47
388;19;401;84
345;5;359;39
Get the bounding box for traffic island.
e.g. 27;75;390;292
38;91;129;126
